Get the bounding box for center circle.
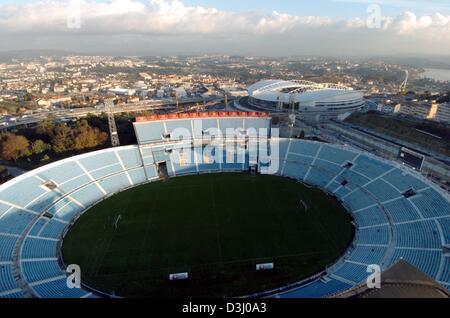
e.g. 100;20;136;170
62;173;354;298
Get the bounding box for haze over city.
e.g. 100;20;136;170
0;0;450;56
0;0;449;306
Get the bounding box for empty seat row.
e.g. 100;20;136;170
279;278;352;298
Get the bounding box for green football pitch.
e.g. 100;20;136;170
62;173;354;298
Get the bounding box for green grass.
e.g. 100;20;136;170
62;173;354;298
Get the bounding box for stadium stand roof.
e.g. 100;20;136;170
332;259;450;298
135;111;270;122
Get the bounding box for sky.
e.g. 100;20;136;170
0;0;449;57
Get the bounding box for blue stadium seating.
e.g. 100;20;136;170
28;218;48;236
22;260;64;283
98;173;132;195
0;202;11;217
26;191;63;213
127;168;147;185
357;226;390;245
133;121;166;144
289;141;320;157
57;176;92;196
144;165;159;180
382;169;428;192
439;257;450;285
395;220;441;249
325;181;341;194
334;186;352;199
279;278;352;298
318;145;357;165
364;179;401;202
389;248;441;278
0;177;50;209
219;118;245;137
0;291;25;298
348;245;387;265
0;133;448;298
352;156;392;179
383;198;422;223
79;152;120;172
352;206;387;228
282;161;310;181
52;201;81;222
437;218;450;244
22;238;58;259
90;164;123;180
0;209;36;235
244;118;271;136
0;264;19;293
165;119;193;139
37;161;86;185
344;189;376;211
39;220;67;239
275;139;290;161
333;262;369;283
305;168;336;188
70;184;105;208
116;148;143;169
32;277;89;298
336;170;371;190
410;188;450;218
314;158;343;175
0;235;17;262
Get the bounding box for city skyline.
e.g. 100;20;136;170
0;0;449;57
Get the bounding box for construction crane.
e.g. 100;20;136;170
277;95;285;110
289;94;297;114
105;100;120;147
288;94;297;138
224;92;228;109
400;70;409;94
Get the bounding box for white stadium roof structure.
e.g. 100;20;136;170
0;113;449;298
246;80;365;121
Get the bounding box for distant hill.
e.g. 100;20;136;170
0;50;77;62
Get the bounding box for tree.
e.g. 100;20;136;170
36;116;56;137
0;134;30;161
73;120;108;150
51;124;74;153
31;139;51;155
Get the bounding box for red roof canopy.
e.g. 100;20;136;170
135;111;270;123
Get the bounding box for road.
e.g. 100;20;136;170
0;96;223;130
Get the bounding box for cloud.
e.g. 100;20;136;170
0;0;334;36
0;0;449;56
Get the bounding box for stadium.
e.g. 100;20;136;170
0;112;449;298
246;80;365;122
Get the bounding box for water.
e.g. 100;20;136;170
420;68;450;82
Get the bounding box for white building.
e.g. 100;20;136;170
246;79;365;122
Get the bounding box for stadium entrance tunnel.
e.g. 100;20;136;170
62;173;355;298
